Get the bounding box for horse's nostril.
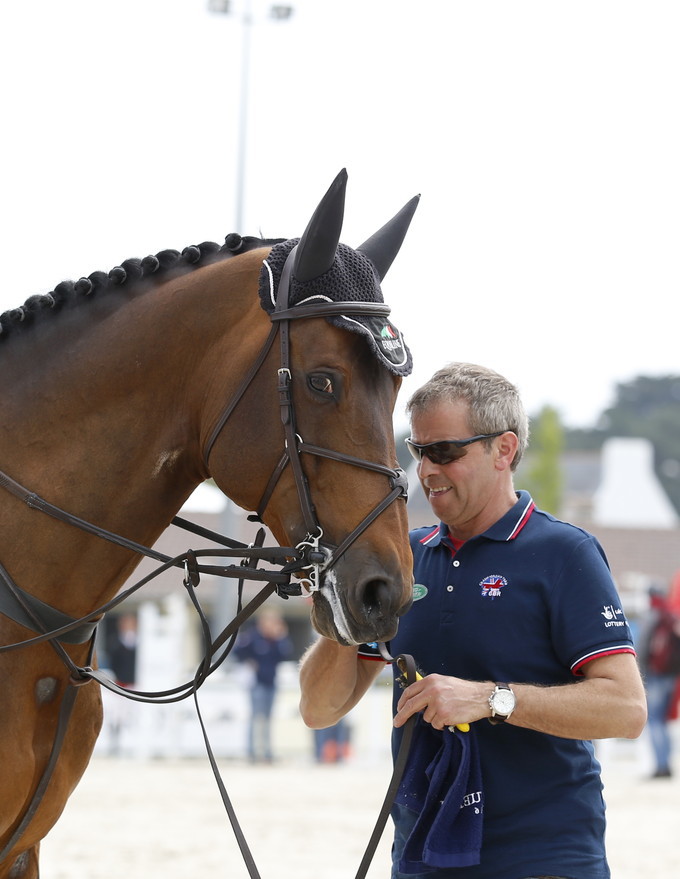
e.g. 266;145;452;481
362;578;393;617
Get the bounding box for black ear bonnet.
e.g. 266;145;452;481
258;238;413;377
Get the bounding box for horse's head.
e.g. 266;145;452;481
206;170;418;645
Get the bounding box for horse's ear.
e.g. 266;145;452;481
357;195;420;281
293;169;348;283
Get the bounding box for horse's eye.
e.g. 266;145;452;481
309;374;334;395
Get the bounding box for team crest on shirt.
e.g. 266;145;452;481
479;574;508;600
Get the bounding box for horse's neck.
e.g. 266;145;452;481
0;251;270;613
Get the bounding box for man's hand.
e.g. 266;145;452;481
393;673;489;730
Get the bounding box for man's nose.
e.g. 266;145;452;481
418;454;440;479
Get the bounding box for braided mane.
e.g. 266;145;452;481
0;233;284;342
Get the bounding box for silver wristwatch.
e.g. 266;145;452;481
488;683;516;724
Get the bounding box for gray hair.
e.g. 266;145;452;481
406;362;530;470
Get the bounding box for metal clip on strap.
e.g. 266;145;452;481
183;550;201;589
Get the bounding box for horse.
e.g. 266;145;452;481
0;169;419;878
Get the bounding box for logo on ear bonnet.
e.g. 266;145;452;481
258;239;413;377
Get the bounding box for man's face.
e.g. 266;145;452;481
410;399;507;538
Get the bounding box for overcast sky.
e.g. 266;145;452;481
2;0;678;432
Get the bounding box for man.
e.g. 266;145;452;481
299;362;646;879
638;584;680;778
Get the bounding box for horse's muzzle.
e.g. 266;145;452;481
310;566;412;646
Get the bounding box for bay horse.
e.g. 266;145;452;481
0;170;418;878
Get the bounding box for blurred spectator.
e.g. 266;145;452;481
106;613;139;754
109;613;138;687
235;610;292;763
639;585;680;778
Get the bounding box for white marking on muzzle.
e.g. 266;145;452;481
318;569;356;645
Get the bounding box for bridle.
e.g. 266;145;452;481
0;245;409;640
203;244;408;592
0;244;411;872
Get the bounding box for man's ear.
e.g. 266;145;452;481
495;431;519;471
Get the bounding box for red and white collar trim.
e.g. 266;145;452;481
420;525;442;545
506;495;535;541
418;492;536;546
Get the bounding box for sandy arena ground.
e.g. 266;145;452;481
39;749;680;879
39;691;680;879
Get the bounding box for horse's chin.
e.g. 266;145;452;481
310;609;355;646
309;595;352;645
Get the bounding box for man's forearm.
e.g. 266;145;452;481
393;653;647;740
299;638;381;729
510;655;647;740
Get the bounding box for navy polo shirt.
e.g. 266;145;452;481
361;491;635;879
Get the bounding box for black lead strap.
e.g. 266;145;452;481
355;647;419;879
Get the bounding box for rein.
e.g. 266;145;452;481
0;507;414;877
0;516;297;868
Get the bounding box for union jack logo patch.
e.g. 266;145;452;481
480;574;508;600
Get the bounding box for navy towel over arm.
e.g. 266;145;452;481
395;718;484;872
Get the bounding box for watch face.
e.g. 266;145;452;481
493;689;515;715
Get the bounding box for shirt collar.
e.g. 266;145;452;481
419;490;535;548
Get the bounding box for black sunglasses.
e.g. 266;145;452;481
405;431;507;465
